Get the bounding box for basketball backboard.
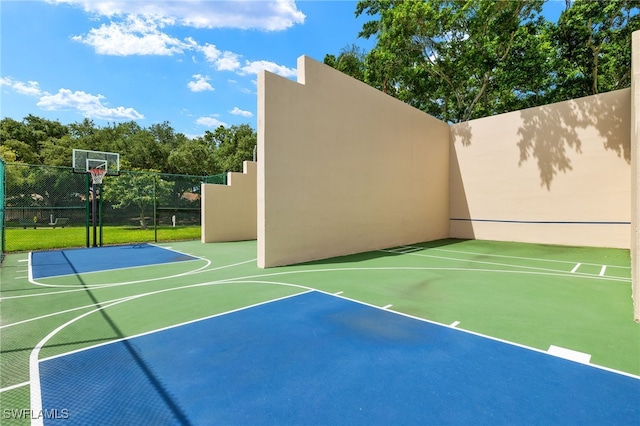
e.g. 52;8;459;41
72;149;120;175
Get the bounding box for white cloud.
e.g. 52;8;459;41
59;3;299;81
187;74;214;92
239;60;296;78
72;15;191;56
37;88;144;120
1;77;48;97
199;44;240;72
48;0;306;31
215;51;241;72
200;43;221;62
229;107;253;117
196;115;227;128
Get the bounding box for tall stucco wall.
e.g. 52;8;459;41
257;56;450;268
631;31;640;322
201;161;257;243
450;89;631;249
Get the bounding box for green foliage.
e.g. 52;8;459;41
323;44;367;82
203;124;257;173
324;0;640;122
550;0;640;100
101;170;173;229
0;116;257;177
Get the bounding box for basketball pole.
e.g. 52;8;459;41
92;181;98;248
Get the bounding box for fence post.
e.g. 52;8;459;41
153;173;158;243
85;173;90;248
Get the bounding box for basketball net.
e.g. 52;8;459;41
89;168;107;185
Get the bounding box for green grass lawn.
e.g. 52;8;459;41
4;225;201;252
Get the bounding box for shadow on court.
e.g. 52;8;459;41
43;250;193;425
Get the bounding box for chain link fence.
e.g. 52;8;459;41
0;158;5;262
1;163;226;253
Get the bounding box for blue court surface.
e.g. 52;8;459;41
39;291;640;425
30;244;199;279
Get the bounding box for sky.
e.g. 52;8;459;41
0;0;566;138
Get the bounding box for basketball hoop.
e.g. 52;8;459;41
89;168;107;185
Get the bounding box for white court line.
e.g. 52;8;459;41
379;249;629;281
599;265;607;276
28;258;204;285
0;296;134;330
39;288;314;363
27;275;640;412
326;290;638;379
432;247;631;269
382;304;393;309
334;291;343;295
15;252;639;421
1;258;256;301
398;247;423;254
18;259;28;262
571;263;581;273
0;381;30;393
386;246;412;253
548;345;591;364
450;321;460;327
15;276;27;280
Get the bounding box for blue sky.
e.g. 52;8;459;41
1;1;565;138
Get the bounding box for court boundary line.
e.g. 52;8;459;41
34;273;640;380
0;258;255;301
38;289;314;364
29;286;640;426
323;289;640;380
7;264;632;368
11;255;637;405
428;246;631;269
218;265;632;284
378;249;631;281
0;296;134;330
29;258;204;285
0;381;29;393
35;283;640;387
4;261;629;306
27;244;208;285
24;273;640;421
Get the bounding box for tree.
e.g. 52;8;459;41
323;44;367;82
1;115;70;164
550;0;640;101
1;115;257;177
167;138;216;176
336;0;639;122
355;0;547;122
204;124;257;173
101;170;173;229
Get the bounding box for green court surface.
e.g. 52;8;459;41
1;238;639;424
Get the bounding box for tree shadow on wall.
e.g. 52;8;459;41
451;121;473;147
517;92;629;190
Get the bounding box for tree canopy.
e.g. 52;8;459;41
0;116;257;175
325;0;640;123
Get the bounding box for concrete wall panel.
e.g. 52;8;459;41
450;89;631;249
201;161;257;243
258;56;450;268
